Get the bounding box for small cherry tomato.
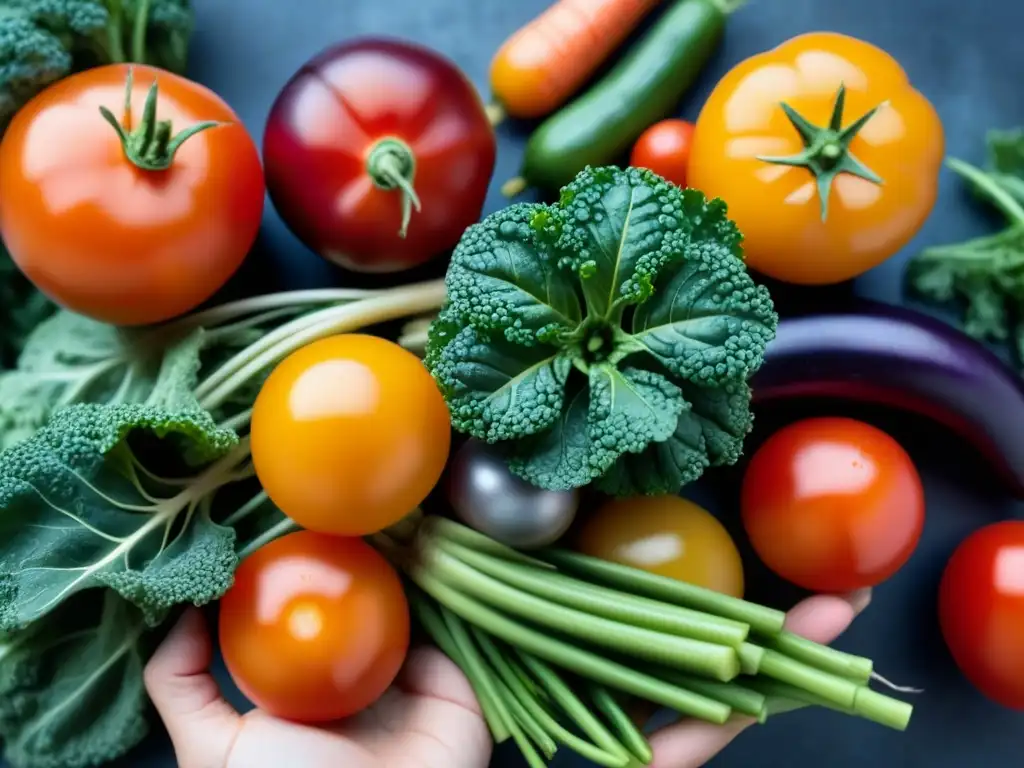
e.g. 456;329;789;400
263;39;497;274
740;417;925;592
219;531;410;722
576;496;744;598
250;334;451;536
939;521;1024;710
629;119;694;188
0;64;264;326
688;32;944;285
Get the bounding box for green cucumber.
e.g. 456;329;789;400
504;0;744;195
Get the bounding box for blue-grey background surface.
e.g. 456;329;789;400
86;0;1024;765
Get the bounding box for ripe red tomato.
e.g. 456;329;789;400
219;531;410;722
262;39;496;274
740;417;925;592
629;119;694;188
577;496;744;598
939;521;1024;710
250;334;452;536
0;64;264;326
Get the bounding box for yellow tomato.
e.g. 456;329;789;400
688;32;944;285
576;496;744;598
251;335;452;536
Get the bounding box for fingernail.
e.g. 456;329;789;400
846;588;873;615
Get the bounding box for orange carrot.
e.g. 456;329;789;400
488;0;663;123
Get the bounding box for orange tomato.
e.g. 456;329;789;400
250;334;451;536
576;496;745;598
630;120;695;189
741;417;925;592
688;32;944;285
0;64;264;326
219;531;410;722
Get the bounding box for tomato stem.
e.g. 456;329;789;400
755;83;886;221
366;138;422;238
99;68;223;172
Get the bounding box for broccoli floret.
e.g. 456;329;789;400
0;0;194;129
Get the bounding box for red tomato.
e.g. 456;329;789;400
262;39;496;274
250;334;452;536
740;417;925;592
629;119;694;188
939;522;1024;710
0;64;264;326
219;531;410;722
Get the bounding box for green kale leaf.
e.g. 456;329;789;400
0;591;151;768
0;244;53;368
905;129;1024;365
426;166;778;494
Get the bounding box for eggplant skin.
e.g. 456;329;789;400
751;301;1024;498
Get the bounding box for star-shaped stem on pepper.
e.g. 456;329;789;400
757;83;887;221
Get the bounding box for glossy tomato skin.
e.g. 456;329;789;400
939;522;1024;710
263;39;496;273
219;531;410;722
577;496;745;598
250;334;451;536
629;120;695;189
688;32;944;285
0;64;264;326
741;417;925;592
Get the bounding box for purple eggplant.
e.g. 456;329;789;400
751;301;1024;497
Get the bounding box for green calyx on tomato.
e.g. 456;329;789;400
99;68;222;172
756;83;885;221
366;137;423;239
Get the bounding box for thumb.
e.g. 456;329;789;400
144;607;240;768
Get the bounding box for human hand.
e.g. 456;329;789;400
145;589;870;768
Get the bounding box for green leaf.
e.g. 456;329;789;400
507;387;592;491
988;128;1024;205
631;191;777;385
594;378;751;495
431;325;572;442
0;591;151;768
0;400;241;630
444;203;582;346
0;245;53;368
551;167;673;317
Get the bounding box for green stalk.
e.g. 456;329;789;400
422;545;740;682
743;677;915;731
409;595;510;743
491;674;558;759
411;570;732;724
739;643;766;675
854;687;914;731
758;650;859;710
586;685;654;765
425;517;556;569
473;630;630;768
436;537;748;648
654;671;766;719
514;652;634;764
745;678;855;716
542;550;786;635
439;607;545;768
766;631;873;683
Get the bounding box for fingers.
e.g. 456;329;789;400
648;716;757;768
784;588;873;644
646;588;873;767
144;608;240;768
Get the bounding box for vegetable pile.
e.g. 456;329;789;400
0;2;1021;768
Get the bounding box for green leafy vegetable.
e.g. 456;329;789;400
0;0;195;130
0;245;53;368
906;129;1024;365
426;166;777;494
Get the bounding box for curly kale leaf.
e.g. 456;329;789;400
0;331;243;631
0;591;151;768
905;129;1024;365
426;166;776;494
0;244;54;368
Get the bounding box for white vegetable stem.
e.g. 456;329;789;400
195;279;447;411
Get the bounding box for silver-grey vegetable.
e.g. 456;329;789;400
446;439;579;549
